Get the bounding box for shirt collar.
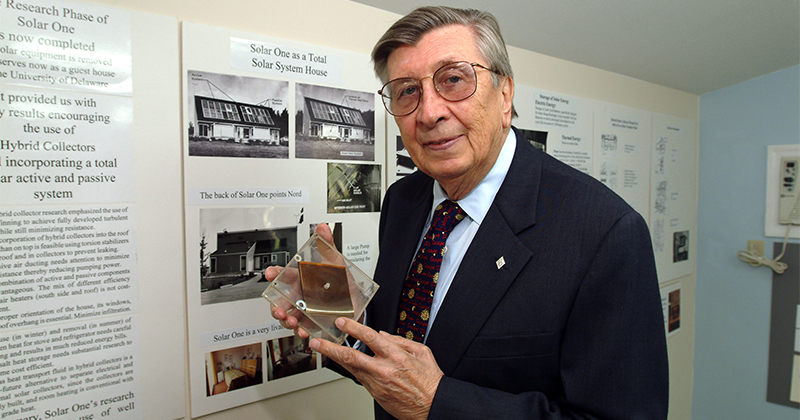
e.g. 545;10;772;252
432;129;516;224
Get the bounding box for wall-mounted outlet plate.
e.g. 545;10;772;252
748;240;765;257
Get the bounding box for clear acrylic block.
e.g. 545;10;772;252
262;232;379;344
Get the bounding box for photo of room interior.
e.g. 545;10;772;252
206;343;264;396
267;335;317;381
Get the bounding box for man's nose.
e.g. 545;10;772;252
415;78;448;125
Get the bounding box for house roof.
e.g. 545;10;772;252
304;97;368;128
210;228;295;256
194;95;277;128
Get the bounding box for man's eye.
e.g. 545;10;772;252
438;72;466;88
444;75;463;85
397;85;419;98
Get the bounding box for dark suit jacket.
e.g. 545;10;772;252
365;127;668;420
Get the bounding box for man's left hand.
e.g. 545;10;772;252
311;317;443;420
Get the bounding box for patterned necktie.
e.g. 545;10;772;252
397;200;465;342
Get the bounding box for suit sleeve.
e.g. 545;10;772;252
428;211;669;420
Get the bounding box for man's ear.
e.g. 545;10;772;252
500;76;514;128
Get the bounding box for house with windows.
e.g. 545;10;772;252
193;95;281;144
207;227;297;277
302;97;372;143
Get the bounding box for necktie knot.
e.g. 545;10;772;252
432;200;465;233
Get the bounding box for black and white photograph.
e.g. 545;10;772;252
295;83;375;161
206;342;264;396
199;207;301;305
395;135;417;177
673;230;689;262
187;70;290;158
519;128;548;152
327;163;381;213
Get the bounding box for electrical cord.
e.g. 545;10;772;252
737;225;792;274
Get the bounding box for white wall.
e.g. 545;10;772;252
82;0;699;419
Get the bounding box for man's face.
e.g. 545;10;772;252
386;24;514;199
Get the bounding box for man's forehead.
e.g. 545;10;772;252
386;26;479;77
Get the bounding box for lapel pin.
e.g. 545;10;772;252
496;256;505;269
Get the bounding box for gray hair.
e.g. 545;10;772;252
372;6;516;117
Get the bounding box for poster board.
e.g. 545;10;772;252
181;21;385;418
0;1;184;420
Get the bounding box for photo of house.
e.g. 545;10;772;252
193;95;282;144
199;207;302;305
295;83;375;161
207;227;297;278
302;96;371;143
187;70;289;158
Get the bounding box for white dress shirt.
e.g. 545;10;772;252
421;129;516;341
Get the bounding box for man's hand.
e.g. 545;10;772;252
311;317;444;420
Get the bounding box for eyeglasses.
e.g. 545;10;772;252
378;61;501;117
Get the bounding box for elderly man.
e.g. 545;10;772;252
271;6;668;420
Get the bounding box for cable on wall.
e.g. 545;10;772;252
737;225;792;274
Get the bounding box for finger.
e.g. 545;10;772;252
379;330;410;347
379;330;418;345
270;305;295;327
334;317;402;357
314;224;343;264
275;319;379;373
270;305;310;339
336;317;380;344
270;304;285;319
309;335;370;372
295;327;310;339
315;223;335;246
264;265;283;281
380;331;427;358
270;305;298;328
